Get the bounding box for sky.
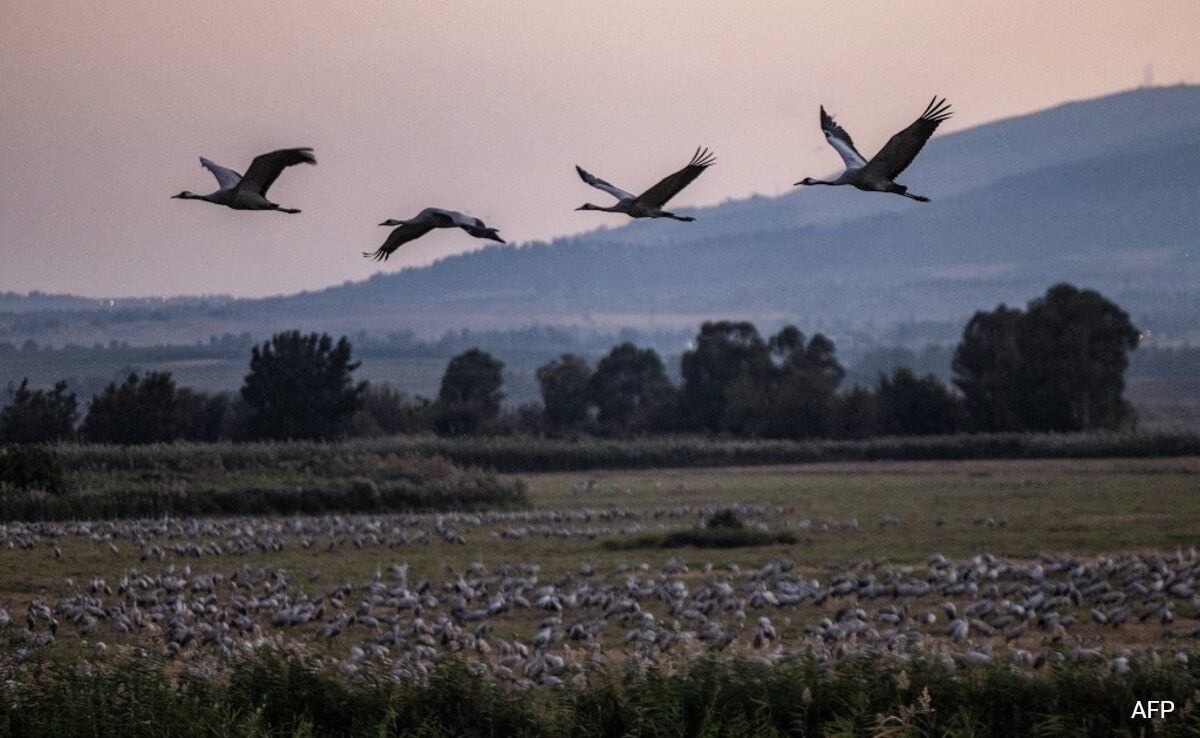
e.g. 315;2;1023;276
2;1;1198;299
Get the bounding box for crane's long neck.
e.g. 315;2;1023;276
577;203;623;213
174;190;231;205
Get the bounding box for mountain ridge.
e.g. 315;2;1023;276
3;85;1199;347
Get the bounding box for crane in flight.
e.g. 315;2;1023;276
575;147;715;221
364;207;505;261
795;97;951;202
171;148;316;213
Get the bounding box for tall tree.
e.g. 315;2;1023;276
589;342;675;434
358;384;437;436
240;331;365;440
1016;283;1139;431
830;386;879;440
952;284;1139;432
81;372;183;444
770;328;845;386
680;321;770;433
536;354;592;430
175;389;233;442
436;348;505;436
876;367;962;436
953;305;1025;432
696;325;847;439
759;328;845;439
0;378;78;444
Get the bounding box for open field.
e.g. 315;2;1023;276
1128;377;1200;433
524;457;1200;561
4;457;1200;653
3;455;1200;734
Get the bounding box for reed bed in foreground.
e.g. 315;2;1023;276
2;648;1197;737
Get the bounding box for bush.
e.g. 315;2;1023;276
0;445;67;494
706;508;744;529
345;476;382;507
605;525;797;550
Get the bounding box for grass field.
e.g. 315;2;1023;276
3;454;1200;735
522;457;1200;560
1128;377;1200;432
4;457;1198;645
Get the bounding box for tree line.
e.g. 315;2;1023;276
0;283;1139;445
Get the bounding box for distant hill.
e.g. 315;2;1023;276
3;85;1200;349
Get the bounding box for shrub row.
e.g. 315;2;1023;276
46;430;1200;475
0;473;528;521
0;449;528;521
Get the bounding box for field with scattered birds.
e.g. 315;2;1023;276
3;442;1200;735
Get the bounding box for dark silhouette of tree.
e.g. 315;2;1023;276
953;306;1025;431
498;401;548;436
536;354;592;430
589;342;675;434
436;348;505;436
81;371;184;444
759;328;845;439
240;331;365;440
761;370;839;439
831;386;879;440
953;284;1139;432
876;367;962;436
770;328;845;386
356;384;437;436
719;372;772;436
680;321;771;433
678;323;848;439
176;389;233;441
1016;284;1139;431
0;378;78;444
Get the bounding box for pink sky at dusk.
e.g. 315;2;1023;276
2;1;1198;298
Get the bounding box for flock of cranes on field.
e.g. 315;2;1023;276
172;97;953;261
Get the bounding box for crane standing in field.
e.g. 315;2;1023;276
575;147;716;221
364;207;506;261
172;148;317;213
795;97;952;202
